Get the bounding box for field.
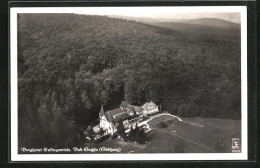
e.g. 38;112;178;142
82;114;241;153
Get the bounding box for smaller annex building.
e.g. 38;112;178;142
142;101;159;116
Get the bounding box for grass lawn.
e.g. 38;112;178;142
147;115;241;153
81;114;241;153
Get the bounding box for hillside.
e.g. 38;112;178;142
108;16;240;41
109;15;187;23
17;14;241;149
150;21;240;42
108;16;240;28
186;18;240;28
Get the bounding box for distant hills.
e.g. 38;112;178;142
185;18;240;28
109;15;240;28
109;15;241;42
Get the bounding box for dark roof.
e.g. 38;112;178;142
103;104;143;123
133;106;142;112
107;108;124;116
104;108;129;122
104;112;113;123
126;105;142;113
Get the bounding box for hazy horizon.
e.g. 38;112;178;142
73;7;241;23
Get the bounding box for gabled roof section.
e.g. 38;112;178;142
132;105;142;112
142;101;158;111
103;104;143;123
105;108;129;122
108;108;125;116
105;112;113;123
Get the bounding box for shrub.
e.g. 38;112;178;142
157;122;168;128
128;125;146;144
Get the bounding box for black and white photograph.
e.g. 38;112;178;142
10;6;248;161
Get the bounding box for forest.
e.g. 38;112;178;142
17;14;241;149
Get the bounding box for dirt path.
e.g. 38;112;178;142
138;113;182;133
146;113;183;122
139;112;182;126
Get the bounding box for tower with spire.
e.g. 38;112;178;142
99;104;108;131
99;104;105;117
